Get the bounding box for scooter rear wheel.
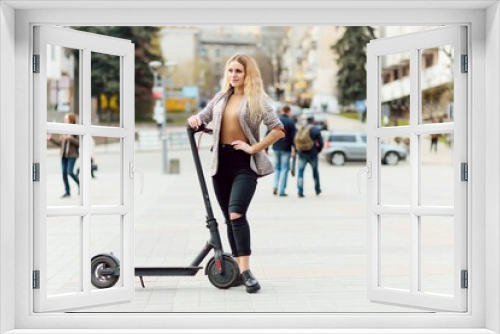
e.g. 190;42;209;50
206;255;240;289
91;255;119;289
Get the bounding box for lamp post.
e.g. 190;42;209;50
148;60;177;174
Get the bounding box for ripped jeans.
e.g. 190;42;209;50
212;144;258;257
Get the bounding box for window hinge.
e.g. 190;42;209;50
33;54;40;73
461;270;468;289
461;54;468;73
33;163;40;182
461;162;468;181
33;270;40;289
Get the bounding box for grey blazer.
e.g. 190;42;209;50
197;89;283;177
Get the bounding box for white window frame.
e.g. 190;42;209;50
366;26;468;312
1;3;498;333
32;25;136;312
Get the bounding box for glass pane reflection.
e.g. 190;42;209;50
421;45;454;124
380;136;410;205
380;215;411;291
380;51;410;127
91;52;121;126
46;44;80;124
47;216;81;296
47;133;81;206
90;137;122;206
420;216;454;296
91;215;123;289
421;133;454;206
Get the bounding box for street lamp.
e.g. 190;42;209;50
148;60;176;174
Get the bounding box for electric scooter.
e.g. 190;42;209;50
90;125;240;290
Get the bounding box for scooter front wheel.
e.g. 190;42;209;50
91;255;119;289
206;255;240;289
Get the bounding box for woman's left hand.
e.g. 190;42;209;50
231;140;255;155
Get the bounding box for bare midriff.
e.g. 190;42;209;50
220;94;248;144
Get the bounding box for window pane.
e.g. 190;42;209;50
91;52;121;126
91;215;123;290
47;216;81;296
47;133;81;206
380;136;410;205
421;45;454;124
421;133;454;206
46;44;80;124
90;137;121;205
420;216;454;296
380;51;410;127
380;215;411;291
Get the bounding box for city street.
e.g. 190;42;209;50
44;114;454;313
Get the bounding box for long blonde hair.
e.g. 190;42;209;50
222;54;269;123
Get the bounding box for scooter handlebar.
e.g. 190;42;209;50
186;124;213;136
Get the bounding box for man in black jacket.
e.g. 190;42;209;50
297;114;324;197
272;106;297;197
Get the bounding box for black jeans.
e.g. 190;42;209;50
212;144;257;257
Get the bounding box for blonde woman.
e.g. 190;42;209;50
188;54;284;293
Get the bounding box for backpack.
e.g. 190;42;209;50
294;125;314;152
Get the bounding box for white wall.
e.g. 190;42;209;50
0;1;16;333
485;2;500;333
3;5;496;333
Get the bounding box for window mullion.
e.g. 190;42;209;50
410;46;420;295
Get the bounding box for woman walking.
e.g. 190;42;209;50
47;113;80;198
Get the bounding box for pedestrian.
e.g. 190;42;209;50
295;114;324;197
430;133;439;152
272;105;297;197
47;113;80;198
430;117;440;152
187;53;284;293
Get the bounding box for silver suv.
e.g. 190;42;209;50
322;131;408;166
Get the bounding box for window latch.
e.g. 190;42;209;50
129;161;144;194
357;161;372;194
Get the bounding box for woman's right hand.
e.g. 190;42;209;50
47;133;52;140
187;115;202;129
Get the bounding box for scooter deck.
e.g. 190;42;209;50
135;266;203;288
135;266;202;277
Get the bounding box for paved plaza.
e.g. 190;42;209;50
44;114;454;313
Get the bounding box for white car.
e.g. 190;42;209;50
322;131;408;166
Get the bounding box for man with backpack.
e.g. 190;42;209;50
294;114;324;197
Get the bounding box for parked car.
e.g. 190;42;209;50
322;131;408;166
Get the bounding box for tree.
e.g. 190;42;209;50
71;26;163;121
331;26;375;109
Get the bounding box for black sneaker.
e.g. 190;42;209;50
241;269;261;293
273;188;278;195
61;193;70;198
